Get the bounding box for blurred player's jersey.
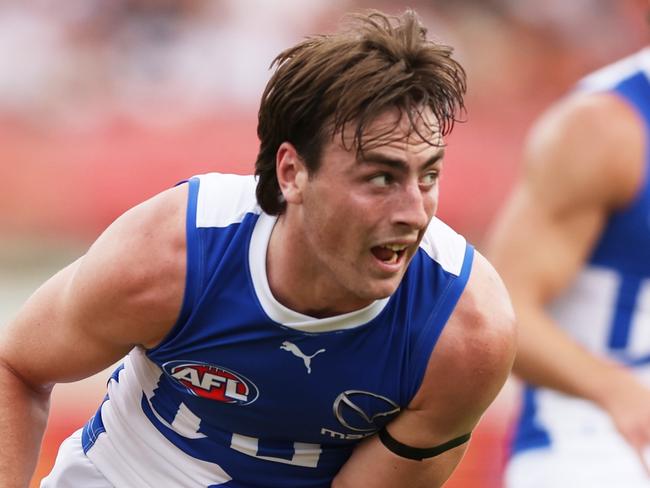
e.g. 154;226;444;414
510;48;650;472
75;173;473;487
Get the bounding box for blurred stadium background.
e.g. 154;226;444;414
0;1;647;486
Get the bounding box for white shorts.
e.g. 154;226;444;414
505;400;650;488
505;443;650;488
504;375;650;488
40;429;113;488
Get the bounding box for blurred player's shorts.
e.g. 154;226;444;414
505;410;649;488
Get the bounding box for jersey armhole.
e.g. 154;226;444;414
148;177;204;352
406;243;475;400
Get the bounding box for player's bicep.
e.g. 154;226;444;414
488;181;605;303
0;257;122;387
488;94;641;303
0;184;187;388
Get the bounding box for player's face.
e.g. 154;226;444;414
300;108;443;308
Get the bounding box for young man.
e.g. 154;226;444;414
487;46;650;486
0;10;515;488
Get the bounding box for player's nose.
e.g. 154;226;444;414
392;181;431;230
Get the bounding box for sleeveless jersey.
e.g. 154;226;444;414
512;48;650;456
79;173;474;487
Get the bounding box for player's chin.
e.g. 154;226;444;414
363;275;403;300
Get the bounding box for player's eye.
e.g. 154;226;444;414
369;174;392;187
420;171;439;187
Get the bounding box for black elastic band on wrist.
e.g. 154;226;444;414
378;427;471;461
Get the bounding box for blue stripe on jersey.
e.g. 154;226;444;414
81;394;109;454
407;244;475;401
82;363;125;452
107;363;124;384
590;72;650;276
589;69;650;361
511;386;551;454
161;177;203;345
621;353;650;367
608;275;642;349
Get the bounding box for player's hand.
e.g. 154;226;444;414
595;366;650;477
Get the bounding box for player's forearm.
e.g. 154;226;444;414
332;432;465;488
0;362;51;487
513;303;626;405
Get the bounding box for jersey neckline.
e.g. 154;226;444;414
248;212;390;333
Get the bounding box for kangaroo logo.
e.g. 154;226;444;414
280;341;326;374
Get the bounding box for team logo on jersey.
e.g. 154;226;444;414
162;360;259;405
332;390;400;432
280;341;326;374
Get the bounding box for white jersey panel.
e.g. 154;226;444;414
85;349;233;487
506;385;650;487
195;173;260;228
627;279;650;357
578;47;650;94
419;217;467;277
547;266;619;354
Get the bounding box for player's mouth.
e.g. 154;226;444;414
370;243;409;266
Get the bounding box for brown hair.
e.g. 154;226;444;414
255;9;467;215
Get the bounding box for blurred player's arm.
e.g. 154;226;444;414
486;93;650;457
0;184;188;487
332;251;516;488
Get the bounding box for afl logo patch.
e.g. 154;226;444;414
163;361;259;405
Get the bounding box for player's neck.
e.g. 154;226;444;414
266;215;372;318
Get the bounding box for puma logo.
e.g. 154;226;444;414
280;341;326;374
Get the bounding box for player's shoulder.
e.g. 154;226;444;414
535;90;641;148
530;49;647;166
116;181;189;250
524;89;643;210
407;250;515;433
418;248;517;371
452;250;516;347
422;249;515;393
68;183;190;349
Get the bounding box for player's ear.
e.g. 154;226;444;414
276;142;308;205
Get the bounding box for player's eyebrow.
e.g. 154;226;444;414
359;149;444;172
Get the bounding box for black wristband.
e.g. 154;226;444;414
378;427;471;461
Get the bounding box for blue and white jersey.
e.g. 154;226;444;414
80;173;474;487
512;48;650;456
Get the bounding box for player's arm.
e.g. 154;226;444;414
485;93;650;455
0;183;188;487
332;252;516;488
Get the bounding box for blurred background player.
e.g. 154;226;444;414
487;13;650;488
